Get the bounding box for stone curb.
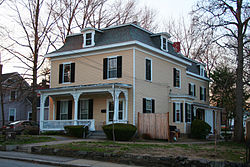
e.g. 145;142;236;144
0;155;90;167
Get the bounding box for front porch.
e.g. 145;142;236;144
38;83;132;132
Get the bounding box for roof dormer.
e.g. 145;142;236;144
81;27;103;48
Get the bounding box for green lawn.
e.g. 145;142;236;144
44;141;245;162
0;135;56;145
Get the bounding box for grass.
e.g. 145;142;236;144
0;135;56;145
44;140;246;162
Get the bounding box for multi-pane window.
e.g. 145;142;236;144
60;101;68;120
119;101;123;120
108;57;117;78
108;101;114;122
189;83;196;96
186;103;192;123
161;36;168;51
200;87;206;101
63;64;71;83
85;33;92;46
145;99;152;113
145;58;152;81
175;102;181;122
173;68;181;88
10;90;16;101
143;98;155;113
59;63;75;84
200;65;205;77
9;108;16;121
79;100;89;119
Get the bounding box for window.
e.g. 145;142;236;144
59;63;75;84
108;101;114;122
83;31;95;47
161;36;168;51
188;83;196;96
185;103;192;123
173;68;181;88
200;87;206;101
60;101;68;120
79;100;89;119
118;100;123;120
173;102;183;122
108;100;124;121
145;58;152;81
28;112;32;121
103;56;122;79
199;65;205;77
9;108;16;121
10;90;16;101
143;98;155;113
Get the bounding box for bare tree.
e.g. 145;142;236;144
193;0;249;142
0;0;59;122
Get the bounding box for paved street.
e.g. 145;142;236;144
0;158;57;167
0;151;141;167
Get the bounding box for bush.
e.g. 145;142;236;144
41;131;65;136
22;127;39;135
64;125;88;138
191;119;211;139
102;123;137;141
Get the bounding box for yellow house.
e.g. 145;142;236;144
39;23;221;134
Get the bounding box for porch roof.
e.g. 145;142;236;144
193;102;223;111
38;83;132;94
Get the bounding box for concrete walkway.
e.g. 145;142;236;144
0;151;140;167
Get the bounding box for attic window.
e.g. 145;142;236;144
83;31;95;47
199;65;205;77
161;36;168;51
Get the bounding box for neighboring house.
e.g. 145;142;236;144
0;72;31;126
0;72;49;127
39;23;221;134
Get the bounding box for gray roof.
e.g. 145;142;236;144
51;24;207;77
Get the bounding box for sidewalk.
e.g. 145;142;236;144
0;151;140;167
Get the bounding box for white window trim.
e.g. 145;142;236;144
145;97;153;113
174;102;181;123
145;57;152;82
107;56;118;79
185;103;192;123
9;108;16;121
83;30;95;47
174;68;181;89
9;90;17;101
189;83;195;96
160;36;168;52
106;98;125;123
62;62;72;84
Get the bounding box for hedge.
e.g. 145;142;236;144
102;123;137;141
64;125;88;138
191;119;211;139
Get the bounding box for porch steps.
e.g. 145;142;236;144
88;131;106;139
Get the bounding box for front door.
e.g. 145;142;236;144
107;99;124;124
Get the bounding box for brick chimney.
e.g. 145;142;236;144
173;42;181;53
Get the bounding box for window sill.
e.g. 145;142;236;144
145;79;152;82
61;82;72;84
107;77;118;80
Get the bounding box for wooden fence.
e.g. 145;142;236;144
138;112;169;140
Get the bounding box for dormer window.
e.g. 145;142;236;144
161;36;168;51
200;65;205;77
83;31;95;47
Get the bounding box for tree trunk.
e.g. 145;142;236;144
234;23;244;142
0;64;4;126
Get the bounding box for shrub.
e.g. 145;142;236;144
191;119;211;139
64;125;88;138
22;127;39;135
41;131;65;136
102;123;137;141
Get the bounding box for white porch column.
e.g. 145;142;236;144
40;94;48;131
51;97;56;120
114;90;121;123
194;107;197;117
124;91;128;122
72;92;81;125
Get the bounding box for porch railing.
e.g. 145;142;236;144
41;120;95;131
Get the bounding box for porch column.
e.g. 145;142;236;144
51;97;56;120
114;90;121;123
72;92;81;125
40;94;48;131
194;107;197;117
124;91;128;122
